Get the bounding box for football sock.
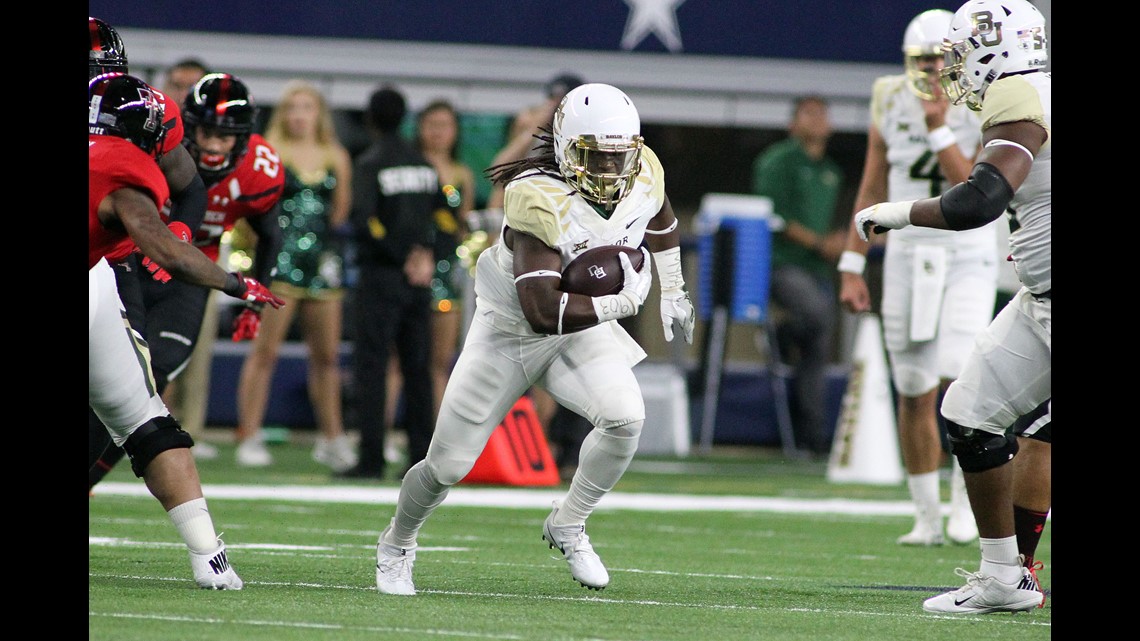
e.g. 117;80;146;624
905;470;941;530
978;536;1022;583
388;459;448;548
556;420;641;526
1013;504;1049;566
168;498;220;554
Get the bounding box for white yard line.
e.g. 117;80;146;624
96;481;921;516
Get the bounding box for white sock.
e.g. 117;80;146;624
167;498;219;554
556;421;641;526
949;458;969;509
388;460;448;548
979;536;1022;583
905;470;942;530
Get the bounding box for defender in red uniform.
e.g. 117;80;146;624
89;72;285;489
89;73;283;589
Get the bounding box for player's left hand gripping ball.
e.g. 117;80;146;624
141;221;193;283
231;303;264;342
660;289;695;344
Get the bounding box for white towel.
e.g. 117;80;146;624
909;245;947;342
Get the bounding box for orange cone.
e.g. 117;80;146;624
461;395;560;486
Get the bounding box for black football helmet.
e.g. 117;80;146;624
89;73;167;160
89;17;128;79
181;73;257;184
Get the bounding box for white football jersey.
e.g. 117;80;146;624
474;145;666;334
871;73;993;248
982;72;1051;296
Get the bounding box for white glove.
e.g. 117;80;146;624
592;247;653;322
854;200;915;241
660;289;695;344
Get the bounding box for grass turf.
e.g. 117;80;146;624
89;438;1052;641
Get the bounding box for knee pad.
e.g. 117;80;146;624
890;363;937;397
592;419;644;458
946;419;1018;473
122;415;195;477
592;384;645;430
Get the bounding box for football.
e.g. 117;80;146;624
559;245;645;297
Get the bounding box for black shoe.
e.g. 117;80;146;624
334;464;385;480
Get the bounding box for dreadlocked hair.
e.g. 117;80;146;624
484;125;561;186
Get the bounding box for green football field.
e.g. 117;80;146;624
89;439;1052;641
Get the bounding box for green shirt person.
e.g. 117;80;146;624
748;95;846;457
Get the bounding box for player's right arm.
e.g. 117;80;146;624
159;145;207;234
839;122;889;314
103;186;282;307
907;119;1044;232
511;228;650;336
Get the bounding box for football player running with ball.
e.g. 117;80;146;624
853;0;1050;614
373;83;695;595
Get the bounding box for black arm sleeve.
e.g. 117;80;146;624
245;203;283;285
938;162;1014;231
166;171;207;234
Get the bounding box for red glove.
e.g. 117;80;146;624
222;273;286;309
141;221;193;283
231;304;264;342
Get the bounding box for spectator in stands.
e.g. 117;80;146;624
160;58;209;107
752;95;847;457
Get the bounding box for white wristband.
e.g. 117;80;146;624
927;125;957;153
837;250;867;275
652;246;685;292
591;292;636;323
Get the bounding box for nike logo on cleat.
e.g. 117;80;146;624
953;596;974;606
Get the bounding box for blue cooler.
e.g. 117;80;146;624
695;193;782;325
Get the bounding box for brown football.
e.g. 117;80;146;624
559;245;645;296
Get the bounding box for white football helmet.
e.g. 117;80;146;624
940;0;1048;111
902;9;954;101
553;83;644;211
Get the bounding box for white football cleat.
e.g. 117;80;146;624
897;521;945;546
542;501;609;590
190;538;243;590
375;521;416;596
923;559;1043;614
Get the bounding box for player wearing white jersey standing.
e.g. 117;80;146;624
372;83;695;595
839;9;990;548
855;0;1050;614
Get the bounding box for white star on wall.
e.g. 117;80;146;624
621;0;686;53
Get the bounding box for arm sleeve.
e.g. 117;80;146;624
166;171;207;234
245;203;283;284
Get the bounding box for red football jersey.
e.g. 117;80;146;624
155;89;184;153
194;133;285;262
89;135;170;269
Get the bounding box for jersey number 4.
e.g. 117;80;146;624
908;149;945;198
